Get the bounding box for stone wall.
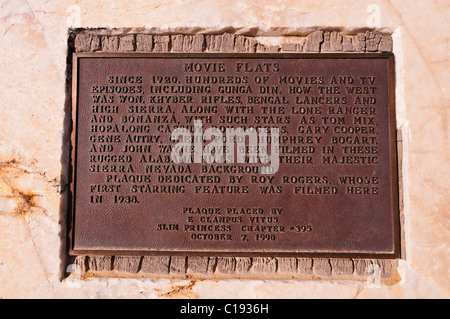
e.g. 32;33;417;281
74;255;400;282
72;30;393;54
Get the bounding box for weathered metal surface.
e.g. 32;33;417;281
69;53;399;257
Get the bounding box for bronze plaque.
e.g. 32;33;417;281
70;53;399;257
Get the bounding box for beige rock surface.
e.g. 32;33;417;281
0;0;448;298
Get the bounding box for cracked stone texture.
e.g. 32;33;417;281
141;256;170;275
172;34;205;52
75;33;100;52
114;256;141;273
303;30;323;52
118;35;135;52
169;257;187;275
88;256;113;272
0;0;448;299
187;257;214;275
153;35;170;52
101;36;119;52
135;34;153;51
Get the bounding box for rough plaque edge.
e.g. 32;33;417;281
66;30;402;283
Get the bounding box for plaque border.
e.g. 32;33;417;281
68;52;400;259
